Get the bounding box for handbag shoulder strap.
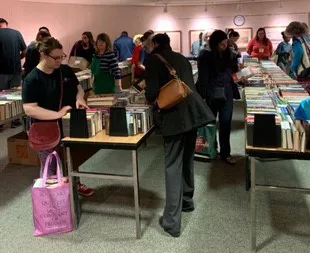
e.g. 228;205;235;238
154;54;179;79
59;70;64;110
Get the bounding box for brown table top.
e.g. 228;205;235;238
62;126;155;150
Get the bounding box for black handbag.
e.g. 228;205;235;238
211;86;227;102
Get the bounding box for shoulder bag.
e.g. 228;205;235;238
154;54;193;110
28;72;63;151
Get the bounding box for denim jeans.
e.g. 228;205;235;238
209;89;234;159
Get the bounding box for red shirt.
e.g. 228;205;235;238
247;38;273;60
131;45;144;76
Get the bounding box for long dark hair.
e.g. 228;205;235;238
227;29;240;38
209;30;233;71
82;31;95;46
255;27;268;45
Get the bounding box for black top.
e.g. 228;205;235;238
70;41;96;63
23;43;40;79
22;65;79;113
196;49;240;101
0;28;26;74
144;46;215;137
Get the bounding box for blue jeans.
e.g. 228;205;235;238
209;95;234;159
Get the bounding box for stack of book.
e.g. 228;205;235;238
279;85;309;109
87;94;117;107
125;107;153;136
62;110;102;137
0;90;23;121
118;61;131;76
75;69;92;91
243;58;259;68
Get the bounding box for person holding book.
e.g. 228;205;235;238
285;21;310;80
69;31;96;64
91;33;122;94
131;34;145;84
247;28;273;60
275;32;292;73
144;33;215;237
22;37;95;197
197;30;240;165
227;29;241;58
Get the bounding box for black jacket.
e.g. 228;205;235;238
196;49;241;101
145;46;215;137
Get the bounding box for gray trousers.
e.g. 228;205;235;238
0;73;22;91
162;129;197;234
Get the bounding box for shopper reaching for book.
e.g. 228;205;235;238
196;30;241;165
22;37;94;197
144;33;214;238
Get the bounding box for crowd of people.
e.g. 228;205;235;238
0;16;310;238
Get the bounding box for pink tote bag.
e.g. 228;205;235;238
31;151;73;237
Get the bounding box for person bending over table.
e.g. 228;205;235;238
22;37;95;197
90;33;122;94
145;33;214;238
247;27;273;60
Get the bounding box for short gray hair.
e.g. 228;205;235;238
285;21;307;37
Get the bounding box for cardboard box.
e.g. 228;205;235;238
7;131;40;166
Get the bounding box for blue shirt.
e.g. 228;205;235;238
291;38;304;75
191;40;202;57
113;36;135;61
276;41;292;65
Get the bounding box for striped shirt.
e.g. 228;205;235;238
96;52;122;80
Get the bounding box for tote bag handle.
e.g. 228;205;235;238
42;151;63;187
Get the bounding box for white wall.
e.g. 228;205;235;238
1;0;310;56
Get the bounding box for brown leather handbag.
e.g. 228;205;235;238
28;72;63;151
155;54;193;110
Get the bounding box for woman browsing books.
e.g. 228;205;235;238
22;37;95;197
91;33;122;94
197;30;240;165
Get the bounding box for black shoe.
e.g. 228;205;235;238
159;216;180;238
182;206;195;213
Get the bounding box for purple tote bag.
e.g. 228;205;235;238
31;151;73;237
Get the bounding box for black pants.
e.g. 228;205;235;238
209;97;234;159
162;129;197;234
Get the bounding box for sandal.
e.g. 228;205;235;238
223;156;236;165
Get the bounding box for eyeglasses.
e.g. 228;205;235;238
47;54;67;61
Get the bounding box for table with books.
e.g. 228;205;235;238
242;59;310;251
61;89;154;239
0;89;24;126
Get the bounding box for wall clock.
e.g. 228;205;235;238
234;15;245;26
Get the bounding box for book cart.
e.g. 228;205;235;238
242;59;310;251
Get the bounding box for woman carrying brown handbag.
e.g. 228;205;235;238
22;37;95;197
144;33;214;237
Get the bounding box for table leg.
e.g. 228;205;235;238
250;157;257;252
66;147;77;230
132;149;141;239
245;155;251;191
